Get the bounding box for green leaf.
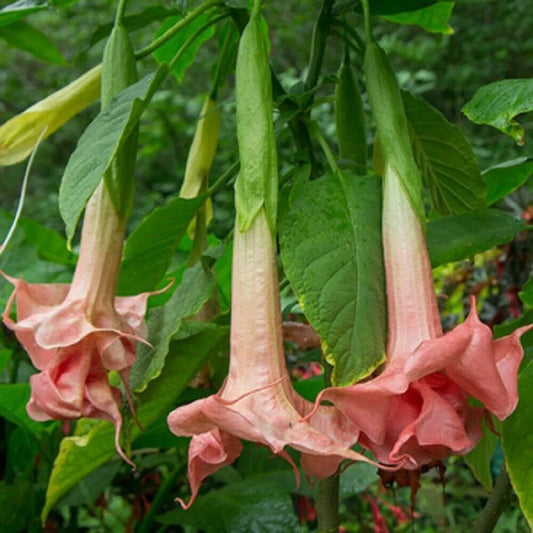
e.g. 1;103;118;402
8;427;39;478
0;384;52;435
427;209;524;267
56;463;121;507
0;21;66;64
153;14;215;83
280;171;386;386
0;1;47;28
18;217;77;266
131;261;217;392
502;358;533;528
519;279;533;309
42;328;221;521
118;195;204;294
462;79;533;145
403;91;486;215
484;158;533;206
157;479;300;532
464;417;499;491
59;66;168;244
0;480;32;532
0;349;12;373
385;2;454;34
339;462;378;498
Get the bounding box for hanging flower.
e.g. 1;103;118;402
1;183;151;465
167;210;387;508
305;164;532;471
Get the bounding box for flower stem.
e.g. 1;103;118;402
304;0;334;108
114;0;128;25
316;360;340;533
472;464;512;533
136;463;182;533
316;470;340;532
361;0;373;43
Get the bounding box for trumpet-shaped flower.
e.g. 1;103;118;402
306;165;532;471
1;183;150;464
167;210;386;508
0;65;101;166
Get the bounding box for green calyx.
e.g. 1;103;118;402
101;23;138;221
364;42;425;228
234;6;278;236
335;49;366;173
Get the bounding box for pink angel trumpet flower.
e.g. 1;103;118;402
1;182;154;466
305;164;532;472
167;209;392;508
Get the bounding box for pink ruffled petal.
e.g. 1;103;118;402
177;430;243;509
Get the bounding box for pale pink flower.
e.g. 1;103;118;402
1;183;151;465
167;210;385;508
306;164;532;470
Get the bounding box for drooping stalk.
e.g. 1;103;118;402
472;465;512;533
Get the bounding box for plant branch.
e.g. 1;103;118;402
168;14;228;71
331;18;365;53
303;0;335;109
472;464;512;533
135;0;224;59
136;463;182;533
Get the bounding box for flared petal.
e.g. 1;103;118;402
177;430;243;509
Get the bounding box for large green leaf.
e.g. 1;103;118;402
502;358;533;528
464;417;499;491
403;91;486;215
384;2;454;34
157;478;300;532
280;171;386;386
483;158;533;206
42;328;223;521
59;66;168;244
462;79;533;145
131;261;217;392
0;21;66;64
118;195;204;294
427;209;524;267
153;14;215;83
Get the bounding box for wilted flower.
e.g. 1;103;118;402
306;164;532;471
167;210;385;508
0;65;101;166
1;183;150;465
